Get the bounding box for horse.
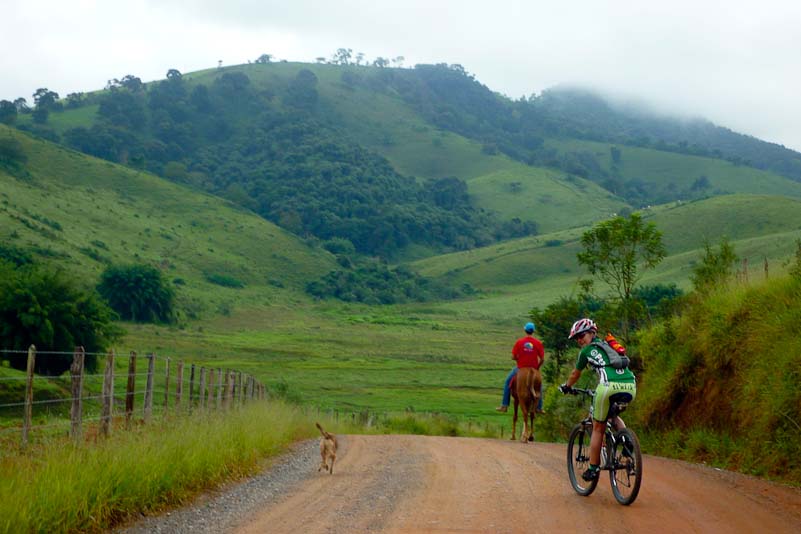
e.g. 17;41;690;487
510;367;542;442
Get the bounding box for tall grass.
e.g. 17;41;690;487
634;274;801;484
0;402;326;533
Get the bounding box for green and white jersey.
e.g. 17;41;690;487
575;337;636;384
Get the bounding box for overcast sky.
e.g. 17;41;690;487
3;0;800;151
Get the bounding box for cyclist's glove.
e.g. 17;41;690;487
558;383;573;395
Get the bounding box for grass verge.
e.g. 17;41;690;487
0;401;325;533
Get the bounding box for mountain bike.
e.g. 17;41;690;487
564;387;642;505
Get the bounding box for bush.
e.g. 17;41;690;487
205;273;245;288
97;264;175;323
0;261;121;375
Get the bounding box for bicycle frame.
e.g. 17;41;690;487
565;386;642;505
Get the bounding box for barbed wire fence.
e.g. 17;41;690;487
0;345;266;448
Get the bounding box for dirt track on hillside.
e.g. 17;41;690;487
231;434;801;533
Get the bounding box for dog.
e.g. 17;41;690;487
316;422;337;474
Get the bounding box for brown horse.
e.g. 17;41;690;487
510;367;542;442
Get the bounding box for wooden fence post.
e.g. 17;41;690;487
223;370;232;410
216;368;223;409
101;350;115;437
70;346;85;443
176;360;184;410
207;368;215;409
164;356;170;412
189;364;196;409
237;372;243;405
21;345;36;447
125;351;137;429
144;353;155;422
199;367;207;410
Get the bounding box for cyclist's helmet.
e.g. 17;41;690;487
524;322;535;334
568;318;597;339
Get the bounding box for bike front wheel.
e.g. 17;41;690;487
566;422;598;496
610;427;642;505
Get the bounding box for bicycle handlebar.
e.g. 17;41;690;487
568;387;595;397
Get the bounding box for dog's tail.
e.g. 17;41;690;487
316;422;334;440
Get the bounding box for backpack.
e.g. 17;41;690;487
591;333;630;370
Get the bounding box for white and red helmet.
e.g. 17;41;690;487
568;318;597;339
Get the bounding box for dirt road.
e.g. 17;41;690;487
233;435;801;533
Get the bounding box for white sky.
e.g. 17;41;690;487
3;0;800;152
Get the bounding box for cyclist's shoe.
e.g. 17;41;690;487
495;405;508;413
582;466;600;481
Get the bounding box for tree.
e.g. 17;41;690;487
166;68;182;80
33;88;59;108
0;261;121;375
66;92;85;108
577;212;666;339
690;237;738;291
373;57;389;68
332;48;352;65
13;97;29;112
0;136;27;167
120;74;144;92
255;53;273;64
97;264;176;323
0;100;17;124
32;106;49;124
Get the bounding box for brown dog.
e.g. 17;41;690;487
316;422;337;474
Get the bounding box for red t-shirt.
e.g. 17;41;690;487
512;336;544;369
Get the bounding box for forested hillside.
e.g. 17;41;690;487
0;124;336;316
5;60;801;262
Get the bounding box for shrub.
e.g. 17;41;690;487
0;261;121;375
205;273;245;288
97;264;175;323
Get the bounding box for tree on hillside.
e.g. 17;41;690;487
97;264;175;323
331;48;352;65
0;100;17;124
166;68;182;80
530;295;598;381
33;88;59;109
690;237;738;291
66;92;85;109
373;57;389;68
13;97;29;113
286;69;319;109
577;212;666;339
0;136;27;168
0;261;121;375
255;53;273;64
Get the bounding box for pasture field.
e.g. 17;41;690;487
547;138;801;199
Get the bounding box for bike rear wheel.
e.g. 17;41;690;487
610;427;642;505
567;422;598;496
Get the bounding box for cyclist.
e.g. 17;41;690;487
496;322;545;413
559;318;637;481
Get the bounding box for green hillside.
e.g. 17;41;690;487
547;138;801;203
15;61;801;260
410;194;801;319
0;125;336;316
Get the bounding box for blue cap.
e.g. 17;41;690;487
524;322;535;333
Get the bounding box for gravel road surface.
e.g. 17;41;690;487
119;434;801;533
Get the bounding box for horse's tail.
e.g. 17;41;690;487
529;369;542;404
